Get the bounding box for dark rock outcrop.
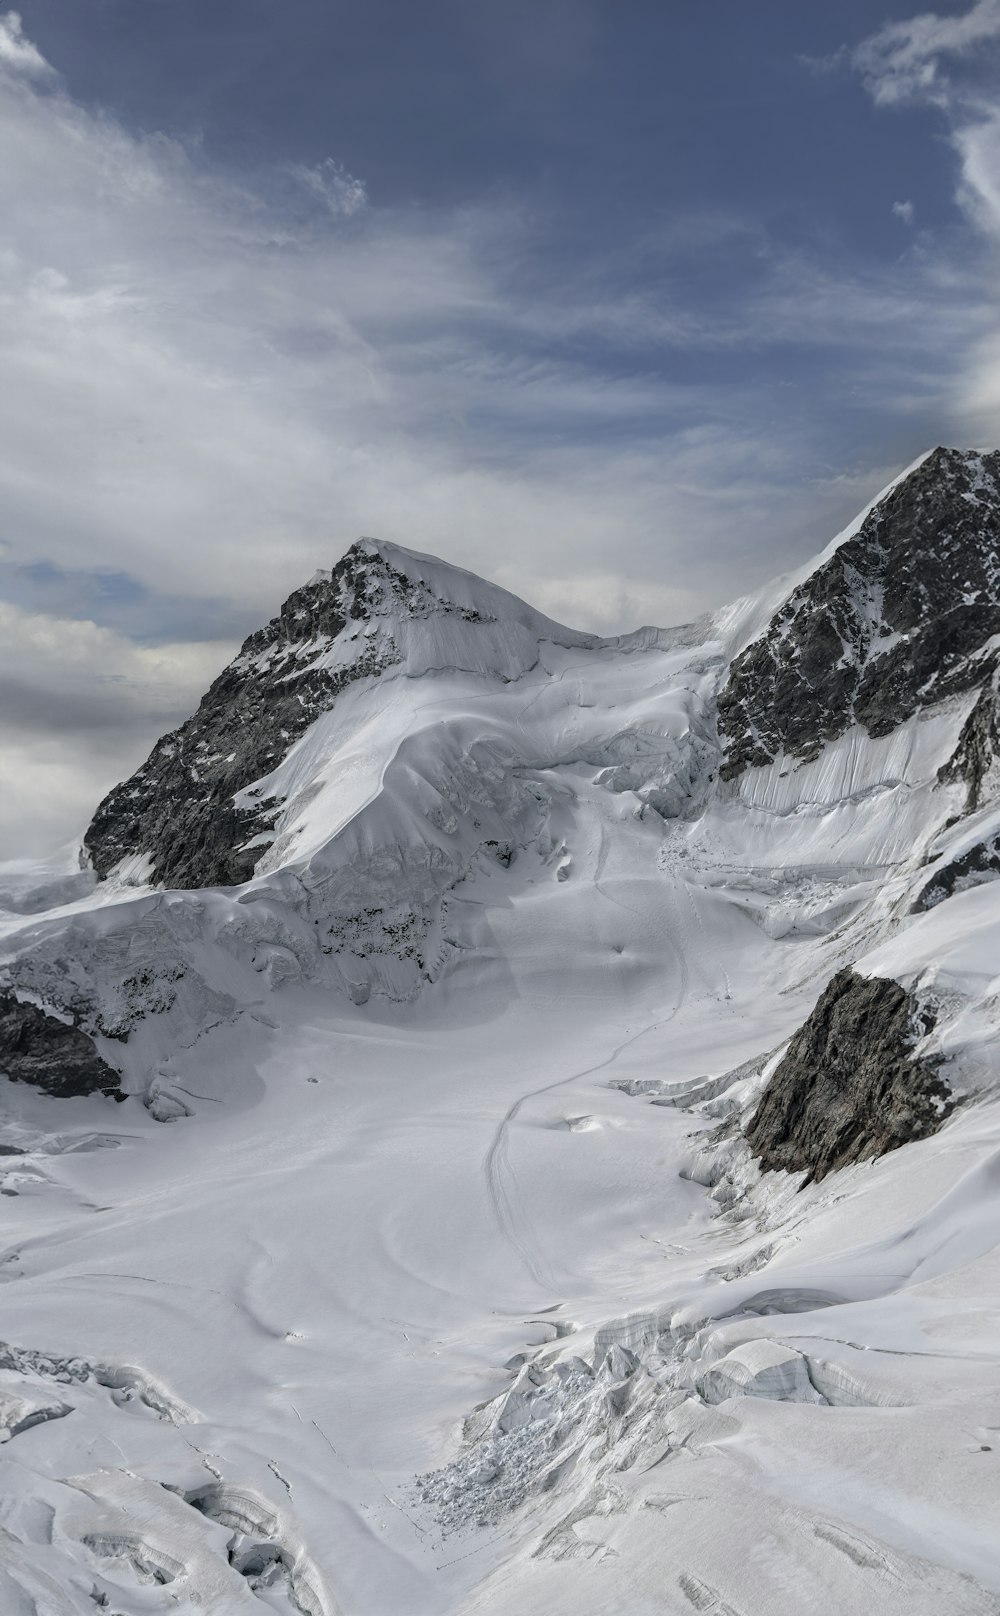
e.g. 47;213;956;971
912;663;1000;910
719;448;1000;779
83;542;481;889
937;662;1000;812
0;993;124;1101
913;829;1000;913
745;969;950;1184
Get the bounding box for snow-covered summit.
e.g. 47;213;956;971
247;535;597;674
83;536;597;889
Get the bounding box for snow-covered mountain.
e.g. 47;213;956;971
2;448;1000;1615
83;538;598;891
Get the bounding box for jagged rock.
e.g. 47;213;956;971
745;969;950;1184
718;448;1000;779
0;993;124;1101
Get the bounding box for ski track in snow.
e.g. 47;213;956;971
483;1019;684;1297
484;817;691;1295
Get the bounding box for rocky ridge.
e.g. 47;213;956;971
718;448;1000;780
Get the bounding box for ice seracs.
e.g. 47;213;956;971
1;449;1000;1613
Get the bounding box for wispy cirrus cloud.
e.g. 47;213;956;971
849;1;1000;432
852;0;1000;108
850;0;1000;238
291;157;368;217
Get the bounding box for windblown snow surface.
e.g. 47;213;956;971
2;484;1000;1614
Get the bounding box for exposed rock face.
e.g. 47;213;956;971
745;969;950;1184
0;994;124;1101
914;666;1000;910
83;542;494;889
937;663;1000;811
718;448;1000;779
913;830;1000;913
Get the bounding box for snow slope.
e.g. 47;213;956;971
2;452;1000;1614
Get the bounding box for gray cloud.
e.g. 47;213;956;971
0;560;254;644
0;674;157;736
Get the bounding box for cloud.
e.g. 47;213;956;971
0;9;51;77
291;157;368;218
0;560;254;644
954;102;1000;239
892;199;916;225
851;1;1000;433
853;0;1000;107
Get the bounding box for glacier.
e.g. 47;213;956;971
1;448;1000;1613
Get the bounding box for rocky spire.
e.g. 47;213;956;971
718;448;1000;779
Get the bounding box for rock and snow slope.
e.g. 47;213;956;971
83;539;597;889
1;449;1000;1613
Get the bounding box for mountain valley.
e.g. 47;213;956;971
1;448;1000;1614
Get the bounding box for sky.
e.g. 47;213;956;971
3;0;1000;856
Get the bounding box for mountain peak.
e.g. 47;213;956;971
244;535;593;656
82;446;1000;891
718;444;1000;778
83;538;594;889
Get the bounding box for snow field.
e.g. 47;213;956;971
2;517;1000;1611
